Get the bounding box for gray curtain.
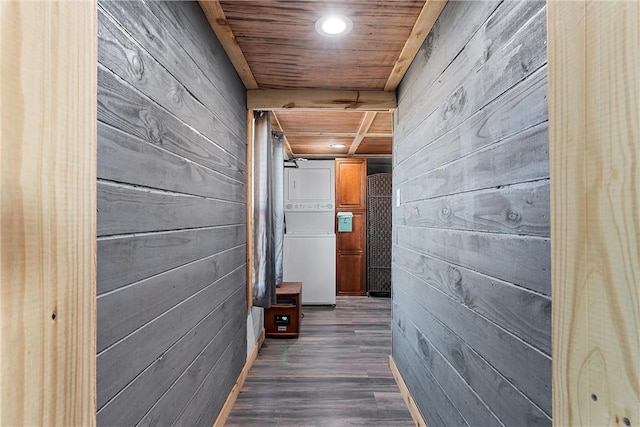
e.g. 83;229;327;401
251;112;283;307
272;131;284;287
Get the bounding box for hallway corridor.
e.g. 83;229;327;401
226;297;413;426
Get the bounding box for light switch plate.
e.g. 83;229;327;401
396;189;401;207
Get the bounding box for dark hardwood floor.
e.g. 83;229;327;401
226;296;414;426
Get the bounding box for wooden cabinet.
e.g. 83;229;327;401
335;159;367;296
265;282;302;338
336;159;367;209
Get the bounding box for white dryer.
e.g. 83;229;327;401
283;160;336;305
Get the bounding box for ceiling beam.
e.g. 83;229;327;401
348;112;377;156
384;0;448;91
248;89;396;111
198;0;259;89
271;112;294;159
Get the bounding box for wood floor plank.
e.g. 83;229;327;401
226;297;414;426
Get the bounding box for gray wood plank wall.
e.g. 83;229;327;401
392;1;551;425
96;1;247;425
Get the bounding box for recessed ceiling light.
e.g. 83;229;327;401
315;15;353;37
331;144;346;148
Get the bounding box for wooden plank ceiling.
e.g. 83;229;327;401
199;0;446;158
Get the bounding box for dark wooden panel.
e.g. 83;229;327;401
356;137;393;155
277;111;363;135
286;135;352;156
97;7;244;161
218;0;423;89
398;122;549;204
337;253;366;296
393;267;551;415
97;245;246;352
336;159;367;209
97;182;245;236
96;288;246;426
395;1;547;159
97;224;246;294
368;112;393;134
393;302;551;425
395;180;550;237
395;66;548;181
396;225;550;295
393;244;551;354
98;0;245;129
98;65;246;189
96;266;246;409
336;212;366;252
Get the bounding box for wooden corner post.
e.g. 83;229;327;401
548;1;639;425
1;1;98;425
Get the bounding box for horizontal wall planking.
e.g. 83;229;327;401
395;2;547;158
98;122;244;202
397;121;549;205
395;312;500;426
97;181;245;236
97;8;245;161
392;325;469;427
98;0;246;130
395;0;546;144
97;266;246;409
394;66;548;179
393;244;551;354
393;269;551;415
143;0;247;103
393;295;551;425
138;319;246;426
97;244;245;352
97;65;246;186
97;288;245;426
179;333;246;426
397;1;500;106
97;224;246;294
395;225;550;295
395;180;550;237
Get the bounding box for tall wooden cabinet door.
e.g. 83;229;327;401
336;159;366;209
336;254;366;295
335;159;367;296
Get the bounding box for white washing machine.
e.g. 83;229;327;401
283;160;336;305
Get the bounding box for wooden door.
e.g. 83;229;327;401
335;159;367;296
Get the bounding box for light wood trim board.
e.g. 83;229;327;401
246;110;254;308
548;1;639;425
384;0;448;91
348;111;377;155
198;0;259;89
247;89;396;112
389;356;428;427
1;1;97;425
213;330;265;426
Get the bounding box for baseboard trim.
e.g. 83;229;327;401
213;329;265;426
389;355;428;427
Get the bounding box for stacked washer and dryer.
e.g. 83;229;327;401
282;160;336;305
